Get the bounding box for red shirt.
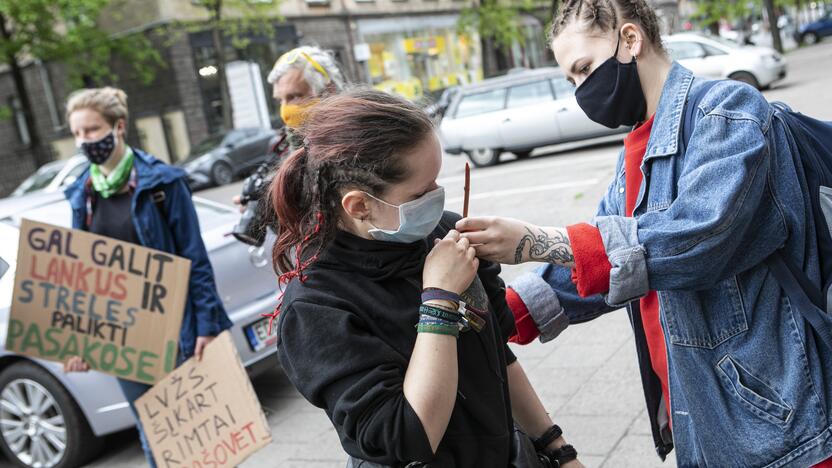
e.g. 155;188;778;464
567;116;673;424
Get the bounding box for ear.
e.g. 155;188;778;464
341;190;373;221
620;23;645;59
115;119;127;139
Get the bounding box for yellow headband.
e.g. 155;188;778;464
275;49;331;82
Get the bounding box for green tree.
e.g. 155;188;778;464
188;0;282;132
458;0;548;72
0;0;163;167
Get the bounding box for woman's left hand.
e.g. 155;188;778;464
194;335;216;362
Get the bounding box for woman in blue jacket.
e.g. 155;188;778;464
61;87;232;467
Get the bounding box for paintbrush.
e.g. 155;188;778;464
463;162;470;218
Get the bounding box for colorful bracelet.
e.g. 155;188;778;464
421;288;462;306
423;287;488;322
418;315;457;327
419;304;464;323
416;322;459;337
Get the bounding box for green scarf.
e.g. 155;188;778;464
90;147;134;199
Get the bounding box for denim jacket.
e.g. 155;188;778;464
512;63;832;467
64;149;232;359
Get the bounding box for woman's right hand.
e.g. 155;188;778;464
63;356;90;373
423;230;479;295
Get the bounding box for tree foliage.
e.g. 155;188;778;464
0;0;163;87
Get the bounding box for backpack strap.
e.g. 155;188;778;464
765;252;832;350
682;80;832;350
151;188;167;219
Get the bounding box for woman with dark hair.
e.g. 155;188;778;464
270;88;583;468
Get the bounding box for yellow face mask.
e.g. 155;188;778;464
280;99;320;129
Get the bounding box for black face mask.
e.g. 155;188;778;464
574;35;647;129
79;131;116;165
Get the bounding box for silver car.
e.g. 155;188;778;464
0;192;280;468
10;156;89;198
439;67;626;167
664;34;787;89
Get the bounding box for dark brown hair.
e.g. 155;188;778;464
549;0;665;52
270;87;435;277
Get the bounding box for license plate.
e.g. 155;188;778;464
245;317;277;352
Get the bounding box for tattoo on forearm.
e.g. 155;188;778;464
514;227;574;265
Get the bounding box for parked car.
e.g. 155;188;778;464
10;156;88;198
796;10;832;45
664;33;787;89
439;67;626;167
178;127;278;189
0;191;280;468
424;86;460;121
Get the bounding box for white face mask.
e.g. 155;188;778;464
365;187;445;243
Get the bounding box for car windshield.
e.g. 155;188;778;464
703;35;741;49
187;134;225;159
12;163;63;196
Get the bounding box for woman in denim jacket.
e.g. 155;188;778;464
456;0;832;466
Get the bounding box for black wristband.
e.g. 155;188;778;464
533;424;563;452
544;444;578;466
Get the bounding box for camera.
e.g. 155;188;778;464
232;164;273;246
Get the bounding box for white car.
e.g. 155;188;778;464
664;34;787;89
10;156;88;198
439;67;626;167
0;192;280;468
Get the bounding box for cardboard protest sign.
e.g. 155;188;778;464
137;331;272;468
6;219;190;384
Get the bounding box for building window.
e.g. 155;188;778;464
9;96;30;146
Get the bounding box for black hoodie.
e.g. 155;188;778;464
276;212;518;467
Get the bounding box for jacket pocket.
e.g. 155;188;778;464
717;355;793;426
662;276;748;349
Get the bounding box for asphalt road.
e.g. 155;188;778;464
79;39;832;468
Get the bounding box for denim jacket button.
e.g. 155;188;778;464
619;187;625;194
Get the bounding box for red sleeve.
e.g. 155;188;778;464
505;287;540;345
566;223;612;298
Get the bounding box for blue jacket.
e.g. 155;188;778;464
64;148;232;359
512;63;832;467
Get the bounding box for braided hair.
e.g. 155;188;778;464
263;88;435;329
549;0;665;52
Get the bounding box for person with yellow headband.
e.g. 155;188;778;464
231;46;346;245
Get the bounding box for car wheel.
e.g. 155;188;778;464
803;32;819;45
513;150;532;160
466;148;500;167
0;362;102;468
210;161;234;186
729;71;761;90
